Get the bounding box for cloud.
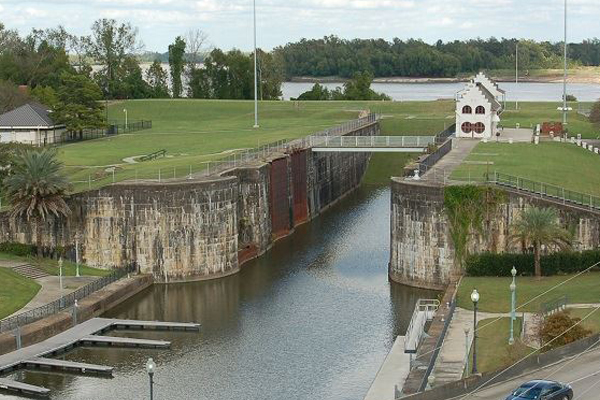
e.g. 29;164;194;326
0;0;598;51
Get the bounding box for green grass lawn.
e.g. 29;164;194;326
451;141;600;196
458;272;600;313
0;268;41;319
501;101;597;139
59;99;455;191
467;317;533;375
0;253;111;277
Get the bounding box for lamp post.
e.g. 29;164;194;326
509;266;517;345
471;289;480;375
58;257;63;291
75;234;81;278
123;109;128;130
146;357;156;400
515;41;519;111
562;0;568;131
464;326;470;377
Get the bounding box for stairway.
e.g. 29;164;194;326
11;264;51;279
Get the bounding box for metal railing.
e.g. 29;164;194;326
492;172;600;210
0;263;137;333
405;299;440;354
69;114;380;192
419;139;453;176
310;135;435;149
541;295;569;316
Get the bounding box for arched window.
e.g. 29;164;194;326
461;122;472;133
475;106;486;114
473;122;485;134
462;105;472;114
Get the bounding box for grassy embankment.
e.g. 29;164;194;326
457;272;600;313
0;268;41;319
0;253;111;320
458;66;600;83
466;317;533;374
451;141;600;196
58;99;456;190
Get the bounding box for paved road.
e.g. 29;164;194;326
450;347;600;400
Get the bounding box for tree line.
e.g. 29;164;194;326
275;36;600;78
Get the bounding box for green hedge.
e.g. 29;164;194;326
466;250;600;277
0;242;36;257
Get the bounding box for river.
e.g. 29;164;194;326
4;184;436;400
282;81;600;102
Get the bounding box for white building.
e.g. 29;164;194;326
0;103;65;146
455;73;503;139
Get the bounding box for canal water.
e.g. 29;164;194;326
4;184;437;400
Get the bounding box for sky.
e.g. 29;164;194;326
0;0;599;52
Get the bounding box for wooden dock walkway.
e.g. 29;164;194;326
0;317;200;397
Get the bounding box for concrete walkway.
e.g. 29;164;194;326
364;336;411;400
7;276;98;318
422;138;480;183
431;307;539;387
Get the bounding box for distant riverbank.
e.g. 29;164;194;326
289;67;600;85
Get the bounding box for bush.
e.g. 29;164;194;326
538;311;591;351
565;94;577;102
0;242;36;257
465;250;600;277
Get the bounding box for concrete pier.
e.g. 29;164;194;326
0;317;200;398
363;336;411;400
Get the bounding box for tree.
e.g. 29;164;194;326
168;36;186;98
52;72;105;139
3;149;71;258
0;80;29;113
30;86;59;107
589;99;600;125
538;312;591;351
87;19;143;98
146;60;170;98
294;83;331;100
509;207;572;278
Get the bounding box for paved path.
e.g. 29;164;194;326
449;347;600;400
432;308;539;387
364;336;410;400
6;276;98;318
422;138;479;183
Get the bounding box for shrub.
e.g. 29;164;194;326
538;311;592;351
565;94;577;102
465;250;600;277
0;242;36;257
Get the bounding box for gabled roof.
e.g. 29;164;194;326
476;83;502;111
0;102;56;128
475;72;506;94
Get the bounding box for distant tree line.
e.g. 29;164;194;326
293;72;389;101
275;36;600;78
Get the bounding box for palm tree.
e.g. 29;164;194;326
510;207;572;278
3;149;71;258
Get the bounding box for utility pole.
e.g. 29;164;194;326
253;0;259;129
515;42;519;111
562;0;568;132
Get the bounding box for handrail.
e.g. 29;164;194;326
405;299;440;354
491;172;600;211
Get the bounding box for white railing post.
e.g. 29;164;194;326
402;136;405;147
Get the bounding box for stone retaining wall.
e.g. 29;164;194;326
0;121;379;282
389;179;600;289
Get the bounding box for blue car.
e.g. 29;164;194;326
505;380;573;400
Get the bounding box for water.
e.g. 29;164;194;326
282;81;600;102
4;185;436;400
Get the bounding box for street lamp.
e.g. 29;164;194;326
509;266;517;345
471;289;480;375
75;234;81;278
464;326;470;377
562;0;568;132
58;257;63;291
515;41;519;111
123;109;128;130
146;357;156;400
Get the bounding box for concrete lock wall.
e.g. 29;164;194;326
0;121;379;282
389;179;600;290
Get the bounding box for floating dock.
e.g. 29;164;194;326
0;318;200;397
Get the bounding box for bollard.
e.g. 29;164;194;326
15;326;22;350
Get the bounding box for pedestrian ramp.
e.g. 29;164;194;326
404;299;440;354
